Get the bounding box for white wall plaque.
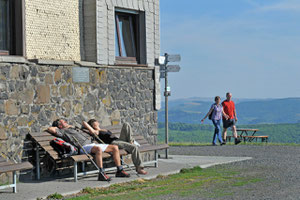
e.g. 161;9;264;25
73;67;90;83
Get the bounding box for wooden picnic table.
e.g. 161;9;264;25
226;129;268;143
236;129;259;137
236;129;268;143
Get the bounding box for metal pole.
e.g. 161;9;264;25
165;70;169;159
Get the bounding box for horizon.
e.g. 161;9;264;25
162;96;300;102
160;0;300;100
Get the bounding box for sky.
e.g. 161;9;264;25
160;0;300;100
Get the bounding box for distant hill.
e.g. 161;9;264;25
158;122;300;144
158;97;300;124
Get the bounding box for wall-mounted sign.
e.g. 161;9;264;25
73;67;89;83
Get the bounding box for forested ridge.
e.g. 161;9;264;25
158;122;300;144
158;97;300;124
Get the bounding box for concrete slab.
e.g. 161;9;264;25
0;155;252;200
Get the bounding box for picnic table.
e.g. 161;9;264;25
237;129;268;143
237;128;259;137
226;129;268;143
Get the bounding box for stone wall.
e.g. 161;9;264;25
0;60;158;182
25;0;81;60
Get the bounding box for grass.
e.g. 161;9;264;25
64;166;263;200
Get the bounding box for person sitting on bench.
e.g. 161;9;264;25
83;119;147;175
48;119;130;181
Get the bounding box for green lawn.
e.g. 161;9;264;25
58;166;263;200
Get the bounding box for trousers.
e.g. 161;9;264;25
111;123;143;168
212;119;223;144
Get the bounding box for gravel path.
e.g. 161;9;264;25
167;145;300;200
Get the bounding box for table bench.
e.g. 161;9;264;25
226;128;269;143
29;125;168;182
241;135;268;143
0;156;33;193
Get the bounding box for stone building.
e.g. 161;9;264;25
0;0;161;183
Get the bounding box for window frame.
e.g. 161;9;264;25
115;11;138;64
0;0;25;57
114;8;146;66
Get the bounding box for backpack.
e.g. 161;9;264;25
208;112;213;120
208;105;215;120
50;138;78;158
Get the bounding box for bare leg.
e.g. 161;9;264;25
105;145;121;166
91;146;103;168
223;128;227;141
232;125;238;138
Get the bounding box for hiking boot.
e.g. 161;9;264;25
116;170;130;178
235;139;241;145
98;172;111;181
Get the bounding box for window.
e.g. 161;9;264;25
0;0;10;55
115;10;146;65
0;0;24;56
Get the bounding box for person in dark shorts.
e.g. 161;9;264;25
222;92;241;145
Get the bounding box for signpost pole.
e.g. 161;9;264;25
159;53;180;159
164;69;169;159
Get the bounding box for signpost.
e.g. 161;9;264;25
159;53;181;159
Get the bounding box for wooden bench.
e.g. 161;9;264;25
0;156;33;193
29;125;168;182
226;135;269;143
241;135;268;143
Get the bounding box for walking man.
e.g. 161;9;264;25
222;92;241;145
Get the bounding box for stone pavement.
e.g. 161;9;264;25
0;155;251;200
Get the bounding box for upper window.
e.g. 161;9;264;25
0;0;24;56
115;11;138;64
0;0;10;55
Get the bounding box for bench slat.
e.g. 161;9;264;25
0;160;14;167
0;162;33;174
242;136;268;138
32;136;56;142
237;129;259;131
30;132;52;137
139;144;169;152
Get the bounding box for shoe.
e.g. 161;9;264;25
235;139;241;145
212;143;217;146
98;172;111;181
116;170;130;178
220;142;226;146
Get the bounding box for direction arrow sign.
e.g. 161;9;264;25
166;65;181;72
166;54;181;62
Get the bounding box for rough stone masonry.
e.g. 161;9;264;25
0;61;158;182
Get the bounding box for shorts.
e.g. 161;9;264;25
223;119;236;129
80;143;109;154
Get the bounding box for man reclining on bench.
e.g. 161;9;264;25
48;119;130;181
82;119;147;175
